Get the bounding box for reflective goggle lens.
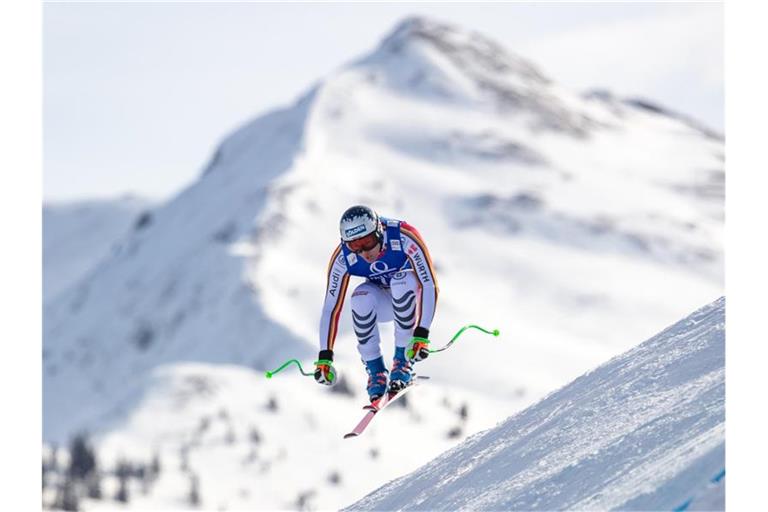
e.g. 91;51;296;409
346;232;379;252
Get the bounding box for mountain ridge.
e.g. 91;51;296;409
43;195;153;302
43;16;724;511
44;15;722;472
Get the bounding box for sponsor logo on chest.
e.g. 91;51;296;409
369;260;392;277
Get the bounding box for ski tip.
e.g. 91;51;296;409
343;432;358;439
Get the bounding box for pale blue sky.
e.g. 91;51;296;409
43;2;723;202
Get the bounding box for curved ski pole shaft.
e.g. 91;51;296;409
264;359;314;379
429;324;500;354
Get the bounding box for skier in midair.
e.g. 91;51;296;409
314;205;439;402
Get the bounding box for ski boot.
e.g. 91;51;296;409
364;356;389;403
388;346;414;393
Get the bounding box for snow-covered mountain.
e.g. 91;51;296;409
44;299;724;511
43;195;153;302
47;360;514;510
43;16;723;511
347;297;725;511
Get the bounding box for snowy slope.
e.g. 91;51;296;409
43;195;152;302
43;16;723;511
346;297;725;511
252;16;723;404
61;365;515;511
43;92;319;442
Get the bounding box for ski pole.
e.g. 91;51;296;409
428;324;500;354
264;359;314;379
266;324;499;379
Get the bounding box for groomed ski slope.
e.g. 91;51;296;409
346;297;725;511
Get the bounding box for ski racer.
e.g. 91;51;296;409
314;205;439;402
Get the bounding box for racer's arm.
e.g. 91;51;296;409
318;245;350;354
400;223;439;335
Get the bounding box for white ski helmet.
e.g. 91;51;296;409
339;205;381;242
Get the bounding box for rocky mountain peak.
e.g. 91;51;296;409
357;16;596;137
377;16;551;87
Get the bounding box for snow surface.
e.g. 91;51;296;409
43;195;152;302
346;297;725;511
62;365;515;511
43;16;723;511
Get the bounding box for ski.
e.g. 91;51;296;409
343;376;428;439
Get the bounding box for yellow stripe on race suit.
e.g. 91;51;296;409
323;245;349;350
327;274;349;350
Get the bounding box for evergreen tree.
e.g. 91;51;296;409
447;425;463;439
150;451;162;479
68;433;96;481
188;473;201;507
328;470;342;486
115;472;129;503
295;489;316;511
115;458;133;481
49;443;59;472
42;456;48;491
86;472;102;500
133;463;149;495
458;403;469;421
55;474;79;511
179;445;189;472
114;459;130;503
197;415;211;435
134;463;146;481
249;426;262;444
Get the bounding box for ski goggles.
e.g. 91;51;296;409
346;232;380;253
